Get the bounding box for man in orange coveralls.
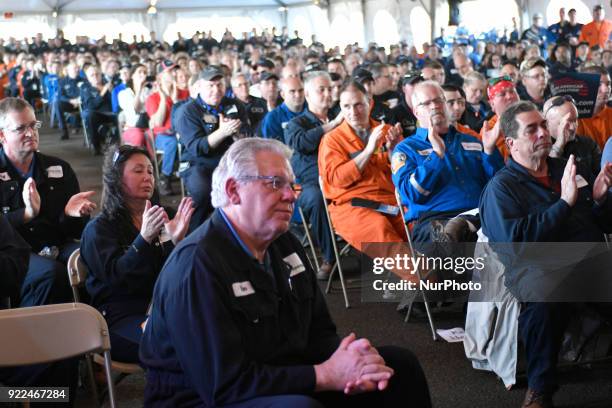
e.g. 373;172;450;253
318;80;406;255
478;76;520;160
577;65;612;150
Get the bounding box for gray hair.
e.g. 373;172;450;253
0;97;34;130
303;70;331;89
411;80;445;108
211;138;294;208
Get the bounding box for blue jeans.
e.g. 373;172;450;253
155;133;178;177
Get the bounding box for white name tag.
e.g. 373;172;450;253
232;281;255;297
461;142;483;152
283;253;305;277
0;172;11;181
576;174;588;188
417;148;433;156
46;165;63;178
281;122;289;129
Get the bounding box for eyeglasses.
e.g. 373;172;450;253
488;75;513;86
523;72;548;81
544;94;576;117
3;120;42;135
416;97;445;108
237;175;302;193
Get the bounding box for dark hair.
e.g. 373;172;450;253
500;100;539;140
422;60;444;70
339;79;368;99
442;84;466;99
101;144;155;224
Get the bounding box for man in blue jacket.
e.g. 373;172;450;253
140;138;431;408
55;62;83;140
480;101;612;408
175;65;250;231
260;76;307;142
284;71;343;280
391;80;503;245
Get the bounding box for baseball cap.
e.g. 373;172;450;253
520;57;547;73
198;65;224;81
157;59;177;73
255;58;275;70
533;12;543;19
352;67;374;84
260;71;279;81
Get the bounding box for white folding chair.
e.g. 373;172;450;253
394;189;437;341
297;206;320;272
145;129;162;185
0;303;117;408
67;249;143;406
318;177;357;309
176;133;186;198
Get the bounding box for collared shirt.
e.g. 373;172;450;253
284;109;331;186
139;209;339;406
4;152;36;180
174;96;249;169
479;157;612;298
58;76;83;102
260;102;308;143
392;126;503;221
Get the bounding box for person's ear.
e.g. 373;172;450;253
506;137;515;153
225;178;242;205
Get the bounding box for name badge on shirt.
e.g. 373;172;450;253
0;172;11;181
46;165;63;178
576;174;588;189
281;121;289;129
417;148;433;156
203;114;218;124
461;142;483;152
283;253;305;277
232;281;256;297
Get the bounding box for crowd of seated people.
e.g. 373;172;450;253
0;4;611;406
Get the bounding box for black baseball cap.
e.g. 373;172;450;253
198;65;224;81
352;67;374;84
260;71;279;81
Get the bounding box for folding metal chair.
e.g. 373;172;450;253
145;129;162;186
297;206;320;272
176;133;186;198
67;249;143;406
0;303;117;408
78;103;92;148
394;189;437;341
318;177;357;309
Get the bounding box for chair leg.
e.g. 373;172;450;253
85;355;100;407
298;207;320;272
419;286;437;341
103;352;117;408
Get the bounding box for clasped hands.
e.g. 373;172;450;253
315;333;394;395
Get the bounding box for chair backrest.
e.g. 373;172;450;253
318;176;337;232
67;248;88;289
0;303;111;366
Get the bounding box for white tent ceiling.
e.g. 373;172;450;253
0;0;317;13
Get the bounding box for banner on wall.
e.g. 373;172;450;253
549;72;600;119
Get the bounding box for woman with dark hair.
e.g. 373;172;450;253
80;145;193;362
118;64;152;150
